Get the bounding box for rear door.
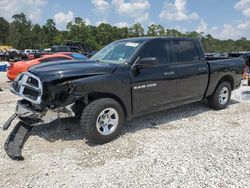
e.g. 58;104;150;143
130;39;177;114
170;39;209;102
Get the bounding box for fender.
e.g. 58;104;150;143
70;66;133;120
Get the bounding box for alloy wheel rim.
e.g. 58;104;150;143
96;108;119;136
219;87;229;105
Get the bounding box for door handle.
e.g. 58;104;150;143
197;67;206;71
164;71;175;76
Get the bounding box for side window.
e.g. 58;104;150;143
139;41;170;65
172;40;200;63
40;57;71;63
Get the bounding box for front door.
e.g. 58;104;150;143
130;40;177;114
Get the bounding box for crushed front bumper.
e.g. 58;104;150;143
4;100;75;129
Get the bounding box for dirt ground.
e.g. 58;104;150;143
0;71;250;187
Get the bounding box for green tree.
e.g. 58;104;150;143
9;13;32;49
96;23;113;46
147;24;165;36
2;13;250;53
166;29;184;37
30;24;43;49
42;19;58;47
67;17;99;49
129;23;144;37
0;17;9;45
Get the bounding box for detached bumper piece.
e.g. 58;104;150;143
4;122;33;160
3;113;18;130
3;100;75;160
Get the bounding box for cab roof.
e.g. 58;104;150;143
118;36;198;43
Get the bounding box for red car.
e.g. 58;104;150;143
7;52;87;80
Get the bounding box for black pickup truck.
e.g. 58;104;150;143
3;37;244;160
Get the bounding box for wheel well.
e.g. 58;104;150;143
218;75;234;89
87;92;128;119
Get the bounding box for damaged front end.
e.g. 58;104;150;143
4;72;76;160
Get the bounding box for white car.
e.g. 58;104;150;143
24;49;35;54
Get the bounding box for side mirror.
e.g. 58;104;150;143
135;57;159;69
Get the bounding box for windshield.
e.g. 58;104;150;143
90;41;141;64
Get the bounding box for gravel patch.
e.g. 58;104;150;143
0;72;250;187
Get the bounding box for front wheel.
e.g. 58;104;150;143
81;98;124;144
208;82;232;110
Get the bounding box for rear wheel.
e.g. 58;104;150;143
208;82;231;110
81;98;124;144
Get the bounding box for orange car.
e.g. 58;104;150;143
7;52;87;80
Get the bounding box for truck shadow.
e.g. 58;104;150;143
31;100;239;144
124;100;239;134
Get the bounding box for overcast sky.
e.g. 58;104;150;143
0;0;250;40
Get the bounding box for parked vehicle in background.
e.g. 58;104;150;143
228;51;250;85
52;43;96;58
51;45;71;53
205;52;227;58
3;37;244;160
1;49;29;62
35;50;42;53
65;41;96;57
205;52;229;61
7;52;87;80
8;50;26;62
24;49;43;55
244;61;250;86
228;51;250;58
244;67;250;86
0;51;7;62
44;48;52;53
24;49;36;54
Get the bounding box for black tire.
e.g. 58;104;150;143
72;100;85;119
208;81;232;110
81;98;124;144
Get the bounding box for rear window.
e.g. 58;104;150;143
172;40;200;63
67;53;87;60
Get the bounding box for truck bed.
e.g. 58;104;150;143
205;57;244;97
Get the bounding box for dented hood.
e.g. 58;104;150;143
28;60;117;82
